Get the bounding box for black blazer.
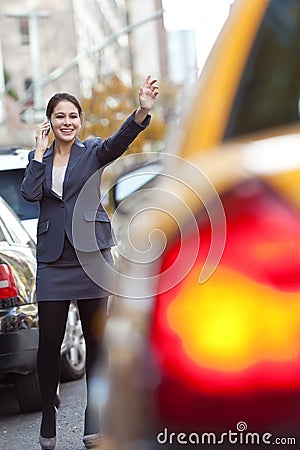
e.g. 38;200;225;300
21;111;150;263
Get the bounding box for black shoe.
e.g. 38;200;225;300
83;433;103;449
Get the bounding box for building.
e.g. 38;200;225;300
125;0;167;86
0;0;128;145
0;0;174;147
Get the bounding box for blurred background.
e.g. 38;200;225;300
0;0;233;149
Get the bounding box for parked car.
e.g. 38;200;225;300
0;147;39;240
0;147;85;387
0;195;40;412
100;0;300;448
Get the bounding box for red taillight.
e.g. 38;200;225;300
151;181;300;395
0;263;18;300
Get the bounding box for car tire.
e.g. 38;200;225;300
60;302;86;381
14;369;41;413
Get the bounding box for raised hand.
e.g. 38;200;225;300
138;75;159;112
134;75;159;124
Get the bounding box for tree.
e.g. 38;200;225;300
4;68;18;100
79;75;177;155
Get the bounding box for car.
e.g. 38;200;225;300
99;0;300;447
0;147;85;386
0;195;40;412
0;147;40;240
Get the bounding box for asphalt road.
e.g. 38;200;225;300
0;378;87;450
1;376;300;450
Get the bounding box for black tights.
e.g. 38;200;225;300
37;298;108;437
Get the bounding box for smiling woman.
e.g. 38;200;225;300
21;77;159;450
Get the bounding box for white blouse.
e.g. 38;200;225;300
52;165;67;198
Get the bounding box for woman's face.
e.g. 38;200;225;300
50;100;81;143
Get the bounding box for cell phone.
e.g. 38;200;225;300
46;118;51;135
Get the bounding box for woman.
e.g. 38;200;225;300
21;76;158;449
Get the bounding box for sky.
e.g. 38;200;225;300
162;0;234;73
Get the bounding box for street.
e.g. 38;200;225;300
0;378;87;450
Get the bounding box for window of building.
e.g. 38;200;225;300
24;78;33;105
19;18;30;45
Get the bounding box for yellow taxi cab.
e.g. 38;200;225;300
100;0;300;448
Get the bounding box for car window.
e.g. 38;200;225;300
114;162;163;203
0;197;33;246
0;169;39;220
0;221;6;242
225;0;300;138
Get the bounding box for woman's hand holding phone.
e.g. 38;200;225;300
33;119;51;162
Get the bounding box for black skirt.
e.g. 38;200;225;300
36;235;114;301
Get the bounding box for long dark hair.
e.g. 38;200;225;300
46;92;83;120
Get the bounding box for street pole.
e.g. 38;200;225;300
0;36;5;123
5;9;50;110
2;8;164;124
28;9;43;109
41;9;164;87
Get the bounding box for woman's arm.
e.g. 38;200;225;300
21;120;50;201
97;76;159;165
21;153;46;202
